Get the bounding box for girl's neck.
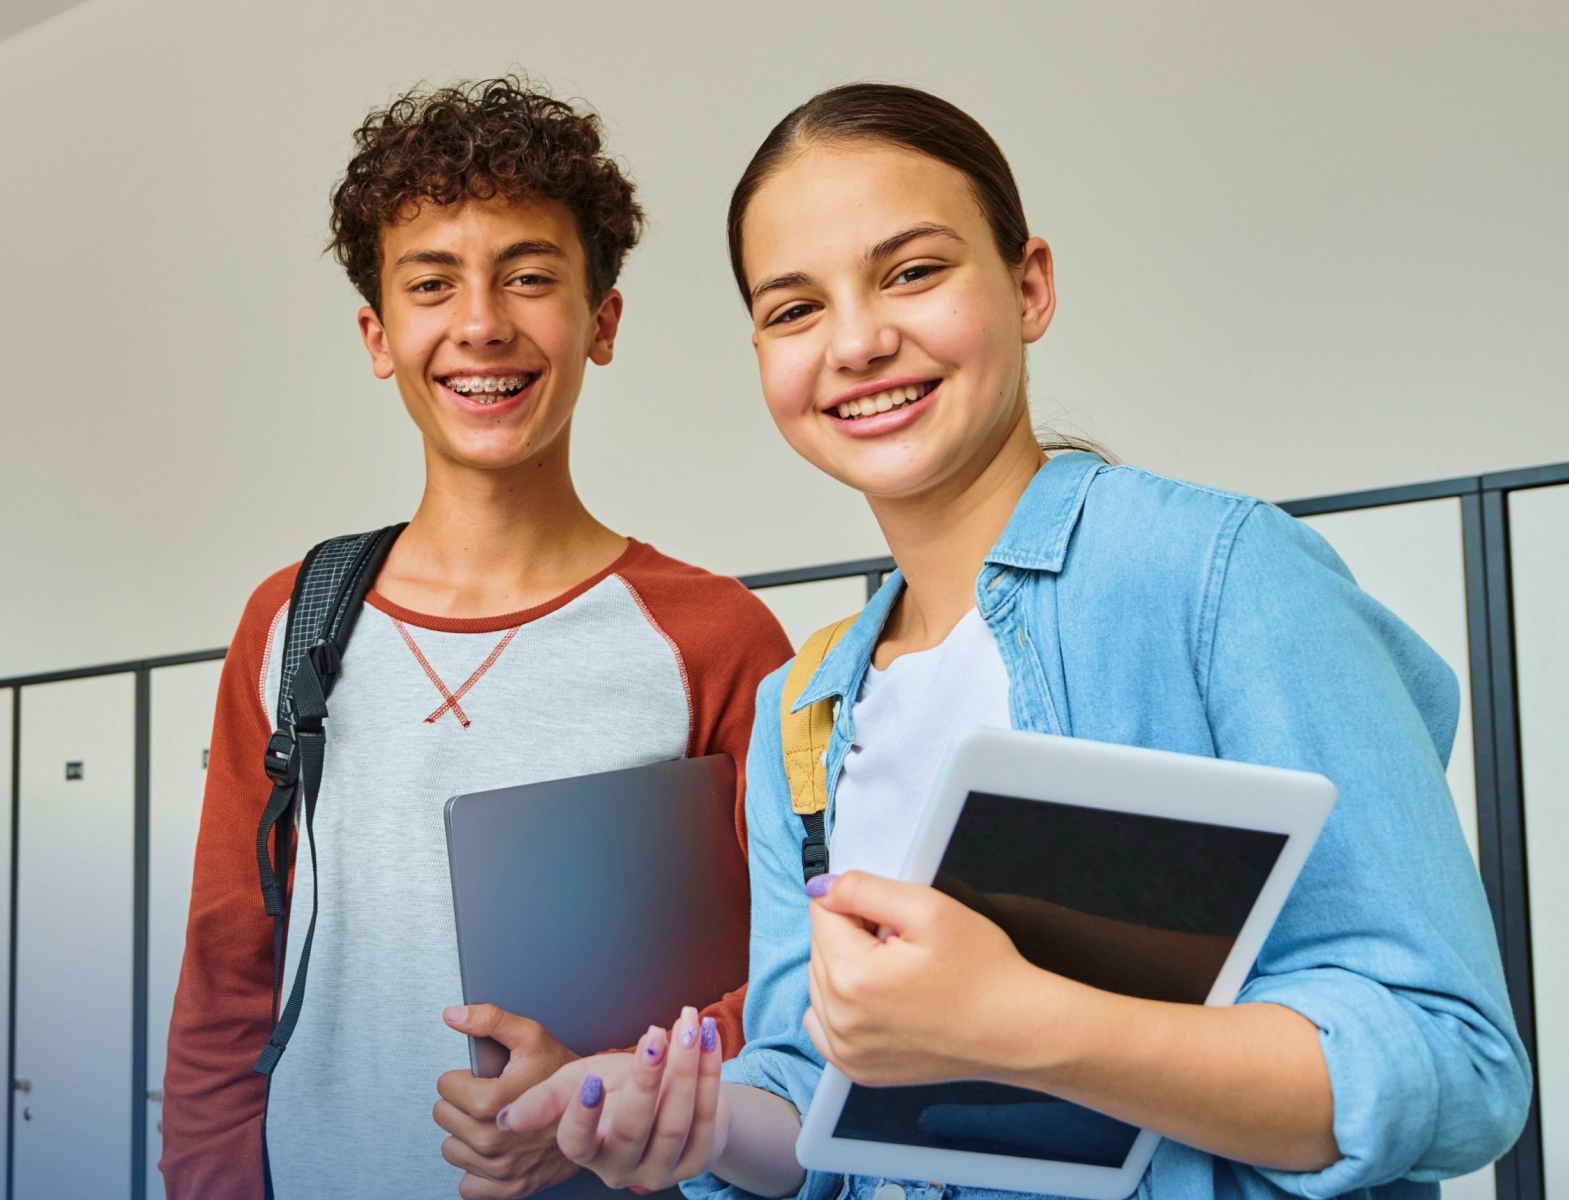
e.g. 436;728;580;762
868;407;1044;669
375;430;629;619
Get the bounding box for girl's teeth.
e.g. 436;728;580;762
483;378;498;392
833;382;934;420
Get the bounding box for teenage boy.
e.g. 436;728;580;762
160;78;792;1200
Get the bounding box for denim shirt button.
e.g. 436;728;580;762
873;1184;906;1200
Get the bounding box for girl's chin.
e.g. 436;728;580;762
820;450;949;502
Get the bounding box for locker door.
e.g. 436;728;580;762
0;687;11;1193
144;660;222;1200
1300;499;1493;1200
1508;483;1569;1200
12;674;135;1200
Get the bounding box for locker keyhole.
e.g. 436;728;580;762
65;761;83;781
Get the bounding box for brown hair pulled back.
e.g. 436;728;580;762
330;76;644;312
727;83;1112;462
727;83;1028;305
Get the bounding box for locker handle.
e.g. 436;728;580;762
12;1079;30;1093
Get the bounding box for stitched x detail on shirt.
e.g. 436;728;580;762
391;618;522;728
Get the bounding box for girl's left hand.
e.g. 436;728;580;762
500;1007;728;1191
805;871;1052;1086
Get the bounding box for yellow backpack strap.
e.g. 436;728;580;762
780;615;857;881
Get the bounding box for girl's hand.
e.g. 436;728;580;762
500;1007;728;1191
805;871;1049;1086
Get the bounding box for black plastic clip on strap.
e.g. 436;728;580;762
801;810;828;882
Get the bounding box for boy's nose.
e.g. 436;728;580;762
456;289;517;347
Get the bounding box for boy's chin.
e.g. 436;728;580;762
432;435;562;475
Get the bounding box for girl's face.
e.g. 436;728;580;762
742;141;1054;503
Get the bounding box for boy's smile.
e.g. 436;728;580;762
358;194;621;475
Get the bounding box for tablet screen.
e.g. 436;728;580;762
831;791;1288;1166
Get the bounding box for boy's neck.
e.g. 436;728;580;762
374;430;629;620
868;407;1044;668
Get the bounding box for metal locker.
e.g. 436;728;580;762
12;673;136;1199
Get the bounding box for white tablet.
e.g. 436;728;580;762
795;727;1336;1200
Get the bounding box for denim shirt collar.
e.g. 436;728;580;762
789;451;1104;713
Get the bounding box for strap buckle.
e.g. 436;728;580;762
308;640;341;680
801;835;828;881
263;731;299;786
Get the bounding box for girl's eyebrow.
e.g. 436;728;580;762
749;270;814;307
863;222;963;266
749;224;965;308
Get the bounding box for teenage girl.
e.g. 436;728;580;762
499;84;1529;1200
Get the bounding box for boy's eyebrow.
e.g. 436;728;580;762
748;224;965;307
391;239;566;271
494;239;567;264
394;248;464;269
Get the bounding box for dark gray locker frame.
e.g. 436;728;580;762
2;459;1565;1200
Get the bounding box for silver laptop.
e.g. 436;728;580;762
445;754;749;1200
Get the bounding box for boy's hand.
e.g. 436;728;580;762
436;1004;583;1199
503;1007;727;1191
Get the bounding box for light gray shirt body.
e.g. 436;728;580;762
261;576;690;1199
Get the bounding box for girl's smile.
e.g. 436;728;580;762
741;142;1054;505
826;377;941;435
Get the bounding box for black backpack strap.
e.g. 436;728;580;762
253;523;404;1078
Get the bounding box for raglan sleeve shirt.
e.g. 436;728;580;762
160;548;793;1200
160;564;298;1200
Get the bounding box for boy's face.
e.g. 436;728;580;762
358;194;621;474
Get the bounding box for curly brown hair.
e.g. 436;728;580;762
329;76;644;312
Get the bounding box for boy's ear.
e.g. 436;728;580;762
588;288;625;367
1018;237;1056;346
358;305;397;380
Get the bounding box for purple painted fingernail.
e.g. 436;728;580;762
700;1017;718;1053
580;1074;604;1108
680;1022;698;1048
805;873;839;898
496;1104;511;1130
644;1039;664;1065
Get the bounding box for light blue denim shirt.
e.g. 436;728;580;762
685;454;1529;1200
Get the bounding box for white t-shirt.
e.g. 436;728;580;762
830;607;1013;877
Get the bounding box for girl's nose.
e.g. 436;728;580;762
826;300;899;374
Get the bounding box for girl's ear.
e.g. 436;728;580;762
1018;236;1056;345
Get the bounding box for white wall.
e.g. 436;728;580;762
0;0;1565;676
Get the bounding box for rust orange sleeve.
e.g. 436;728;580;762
159;565;297;1200
617;543;794;1056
